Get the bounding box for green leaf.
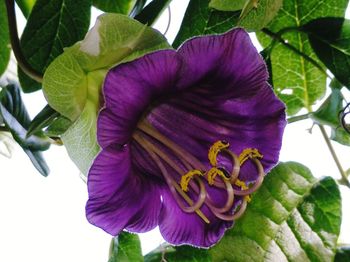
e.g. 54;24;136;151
209;0;247;11
0;1;11;76
15;0;36;18
257;0;348;115
302;18;350;89
93;0;135;14
0;84;50;176
135;0;171;25
145;245;210;262
43;14;170;174
210;162;341;262
18;0;91;93
26;104;60;138
331;127;350;146
108;232;143;262
44;115;71;137
173;0;240;48
335;247;350;262
312;88;344;127
238;0;283;31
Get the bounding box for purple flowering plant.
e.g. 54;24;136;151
1;0;349;260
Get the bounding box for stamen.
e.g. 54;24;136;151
133;132;209;223
208;140;230;166
210;198;248;221
233;157;265;196
238;148;263;165
180;170;204;192
207;167;229;185
235;179;251;202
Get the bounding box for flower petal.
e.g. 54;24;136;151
100;50;182;146
159;186;232;248
86;145;162;235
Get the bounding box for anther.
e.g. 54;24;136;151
207;167;230;185
235;179;251;202
180;170;204;192
208;140;230;166
238;148;263;165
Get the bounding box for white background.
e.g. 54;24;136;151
1;1;350;261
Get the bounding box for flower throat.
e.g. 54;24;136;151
133;120;265;224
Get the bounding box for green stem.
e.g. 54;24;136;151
261;28;332;79
135;0;172;26
287;113;312;124
319;125;350;188
5;0;43;83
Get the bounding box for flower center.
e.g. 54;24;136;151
132;120;265;224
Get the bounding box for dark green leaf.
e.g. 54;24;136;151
18;0;91;92
312;88;344;128
173;0;240;48
302;18;350;89
44;115;72;137
335;247;350;262
93;0;134;14
135;0;171;25
0;0;11;76
0;84;50;176
130;0;147;17
145;245;210;262
210;162;341;262
15;0;35;18
108;232;143;262
23;148;50;176
26;104;60;138
257;0;348;115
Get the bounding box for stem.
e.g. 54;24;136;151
5;0;43;83
287;113;312;124
261;28;332;79
319;125;350;188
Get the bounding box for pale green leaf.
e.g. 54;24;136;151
108;233;143;262
209;0;247;11
43;14;170;174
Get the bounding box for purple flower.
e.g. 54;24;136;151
86;28;286;248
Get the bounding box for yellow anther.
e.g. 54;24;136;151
208;140;230;166
238;148;263;166
235;179;252;202
207;167;229;185
180;170;204;192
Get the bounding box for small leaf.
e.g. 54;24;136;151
18;0;91;92
43;14;170;174
173;0;240;48
108;232;143;262
0;0;11;76
26;104;60;138
331;127;350;146
145;245;210;262
135;0;171;25
130;0;147;17
209;0;247;11
93;0;135;14
238;0;283;31
0;84;50;176
44;115;72;137
335;247;350;262
257;0;348;115
210;162;341;262
312;88;344;128
302;18;350;89
15;0;35;18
